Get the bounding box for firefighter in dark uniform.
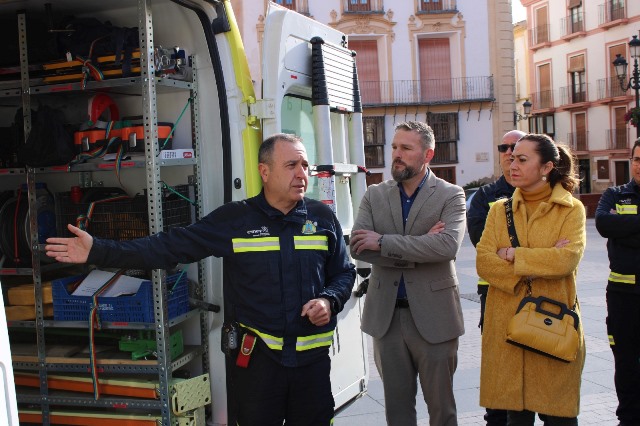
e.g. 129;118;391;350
595;138;640;426
466;129;525;426
45;133;356;426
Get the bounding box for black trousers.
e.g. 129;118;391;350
607;290;640;425
480;291;508;426
507;410;577;426
230;342;334;426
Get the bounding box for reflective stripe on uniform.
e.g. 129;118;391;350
478;278;489;286
615;204;638;215
232;237;280;253
608;271;635;285
240;323;284;350
296;330;334;351
488;201;496;207
608;334;615;346
240;324;334;351
294;235;329;250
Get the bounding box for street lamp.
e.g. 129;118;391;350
613;35;640;138
513;99;532;126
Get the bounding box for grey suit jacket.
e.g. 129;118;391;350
351;171;466;344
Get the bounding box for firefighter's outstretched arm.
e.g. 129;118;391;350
45;224;93;264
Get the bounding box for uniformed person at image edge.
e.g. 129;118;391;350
595;137;640;426
45;133;356;426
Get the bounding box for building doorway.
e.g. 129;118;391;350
578;159;591;193
614;160;629;186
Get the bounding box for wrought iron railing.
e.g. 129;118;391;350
559;84;589;105
529;24;550;46
598;1;626;25
343;0;384;13
597;77;627;99
274;0;309;14
561;13;585;36
431;141;458;164
359;76;494;106
567;131;589;152
417;0;457;14
606;128;629;150
529;90;554;110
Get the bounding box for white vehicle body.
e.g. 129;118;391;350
0;1;368;424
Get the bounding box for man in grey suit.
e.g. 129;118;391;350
350;121;465;426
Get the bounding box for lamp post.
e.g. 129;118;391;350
513;99;532;127
613;35;640;138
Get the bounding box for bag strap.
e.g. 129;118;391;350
505;198;533;296
504;197;520;248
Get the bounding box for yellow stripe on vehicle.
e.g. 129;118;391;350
232;237;280;253
294;235;329;250
296;330;334;351
615;204;638;215
608;271;635;285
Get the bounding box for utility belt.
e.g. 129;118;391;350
221;321;334;368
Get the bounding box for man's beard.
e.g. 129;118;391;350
392;161;419;182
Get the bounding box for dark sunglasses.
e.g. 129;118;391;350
497;143;517;153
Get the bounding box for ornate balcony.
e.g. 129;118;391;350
597;77;627;99
359;76;494;107
273;0;309;15
529;24;551;48
567;131;589;152
561;14;585;38
598;1;626;27
606;128;629;150
417;0;457;14
529;90;555;111
559;84;589;106
343;0;384;14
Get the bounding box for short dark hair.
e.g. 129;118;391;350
518;133;580;192
258;133;302;165
394;121;435;150
631;138;640;158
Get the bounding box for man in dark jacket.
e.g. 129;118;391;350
466;129;525;426
595;138;640;426
45;133;356;426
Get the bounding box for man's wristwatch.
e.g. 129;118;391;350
377;235;384;248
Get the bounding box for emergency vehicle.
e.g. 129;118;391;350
0;0;369;424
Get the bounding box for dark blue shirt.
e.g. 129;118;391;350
396;170;429;299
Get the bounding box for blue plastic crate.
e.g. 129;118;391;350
52;272;189;323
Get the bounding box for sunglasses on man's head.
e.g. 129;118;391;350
497;143;517;153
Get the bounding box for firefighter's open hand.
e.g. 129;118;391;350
301;298;331;327
350;229;381;254
45;224;93;264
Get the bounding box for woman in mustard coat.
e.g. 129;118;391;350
476;134;586;425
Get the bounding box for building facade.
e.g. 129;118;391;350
519;0;640;194
234;0;518;186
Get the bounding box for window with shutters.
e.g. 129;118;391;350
428;113;458;164
418;38;452;102
568;0;583;33
536;63;553;109
275;0;295;10
350;40;381;104
347;0;371;12
533;6;549;45
571;112;587;151
568;55;586;103
363;116;385;168
608;44;627;97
